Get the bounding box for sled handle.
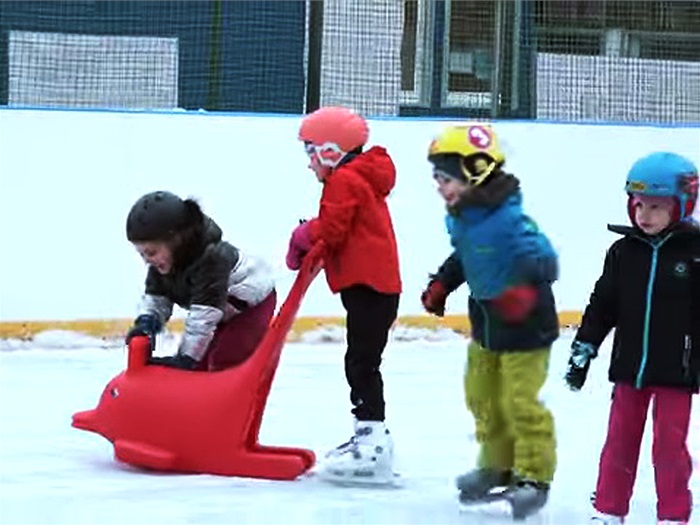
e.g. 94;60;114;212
127;335;151;373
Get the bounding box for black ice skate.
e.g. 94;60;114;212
501;479;550;521
456;468;514;503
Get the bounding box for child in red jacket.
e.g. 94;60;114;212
286;106;402;485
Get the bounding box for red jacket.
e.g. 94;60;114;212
309;146;402;295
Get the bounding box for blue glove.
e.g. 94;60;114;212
149;353;199;371
125;314;162;347
565;340;598;391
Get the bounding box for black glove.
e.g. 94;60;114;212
565;340;598;391
149;353;199;371
125;314;162;345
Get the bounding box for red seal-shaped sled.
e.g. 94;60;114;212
72;244;325;480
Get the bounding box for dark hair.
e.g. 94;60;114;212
166;199;207;270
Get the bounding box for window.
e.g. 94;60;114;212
442;0;496;109
633;33;700;62
535;0;700;61
536;1;605;31
400;0;433;106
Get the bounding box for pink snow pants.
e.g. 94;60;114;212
594;382;693;522
198;291;277;372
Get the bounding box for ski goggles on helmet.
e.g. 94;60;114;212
303;141;346;168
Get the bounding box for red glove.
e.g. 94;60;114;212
491;285;537;323
285;220;315;270
421;280;448;317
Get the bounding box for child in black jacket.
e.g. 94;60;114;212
565;152;700;525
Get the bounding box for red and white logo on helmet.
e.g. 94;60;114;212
467;125;492;149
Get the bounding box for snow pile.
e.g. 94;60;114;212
0;330;182;352
0;330;119;352
0;325;579;351
295;324;467;345
391;325;465;343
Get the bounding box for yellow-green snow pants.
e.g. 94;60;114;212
464;340;556;483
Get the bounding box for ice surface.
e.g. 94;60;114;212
1;332;698;525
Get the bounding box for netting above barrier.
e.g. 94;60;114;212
8;30;178;109
0;1;698;123
0;1;306;113
533;1;700;123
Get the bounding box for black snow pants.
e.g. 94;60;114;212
339;284;400;421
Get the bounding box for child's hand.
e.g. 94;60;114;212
421;279;447;317
149;353;199;370
565;357;591;391
491;285;537;323
125;314;162;349
565;340;598;391
285;219;315;270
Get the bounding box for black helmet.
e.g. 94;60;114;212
126;191;190;242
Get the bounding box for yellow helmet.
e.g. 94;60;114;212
427;123;505;186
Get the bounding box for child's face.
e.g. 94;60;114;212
434;173;469;207
310;163;329;182
134;241;174;275
304;143;332;182
633;196;674;235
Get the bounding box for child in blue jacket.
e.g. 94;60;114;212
421;123;559;519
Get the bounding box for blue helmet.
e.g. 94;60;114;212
625;152;699;221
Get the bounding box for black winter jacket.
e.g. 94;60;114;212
575;221;700;391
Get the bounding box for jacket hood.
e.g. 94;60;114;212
449;172;520;214
203;216;223;244
342;146;396;197
173;215;222;270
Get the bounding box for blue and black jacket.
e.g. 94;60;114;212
575;221;700;391
433;172;559;351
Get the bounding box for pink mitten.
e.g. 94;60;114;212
285;220;315;270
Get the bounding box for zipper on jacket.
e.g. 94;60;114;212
634;234;670;388
476;300;491;350
682;334;692;380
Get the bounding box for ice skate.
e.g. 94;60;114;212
316;420;399;487
501;480;549;521
590;511;624;524
657;521;688;525
456;468;513;503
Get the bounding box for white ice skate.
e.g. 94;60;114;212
591;511;624;524
315;420;400;487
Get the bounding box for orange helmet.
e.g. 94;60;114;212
299;106;369;169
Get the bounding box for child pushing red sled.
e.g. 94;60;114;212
72;243;325;480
